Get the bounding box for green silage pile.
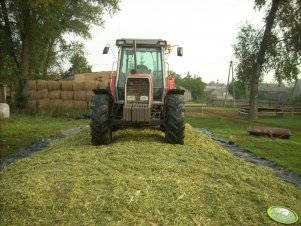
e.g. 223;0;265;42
0;124;300;225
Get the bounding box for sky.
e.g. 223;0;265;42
71;0;268;84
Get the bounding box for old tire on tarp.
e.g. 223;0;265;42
165;94;185;144
90;94;112;145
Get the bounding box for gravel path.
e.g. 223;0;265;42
197;128;301;189
0;125;88;171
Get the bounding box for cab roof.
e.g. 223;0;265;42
116;38;167;47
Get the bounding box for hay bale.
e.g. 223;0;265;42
86;90;94;101
27;80;36;91
94;74;110;88
62;100;74;109
37;89;48;99
38;98;49;109
48;81;60;91
26;90;37;100
74;100;87;110
85;81;98;90
94;80;109;89
48;90;61;99
49;99;62;108
74;91;87;101
61;91;73;100
61;81;73;91
36;80;48;90
73;82;86;91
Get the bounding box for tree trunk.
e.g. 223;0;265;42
249;0;280;119
16;4;32;108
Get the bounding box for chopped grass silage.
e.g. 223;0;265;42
0;124;300;225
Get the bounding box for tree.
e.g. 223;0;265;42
233;22;277;100
171;71;206;102
0;0;119;107
233;0;301;119
228;80;249;100
65;53;92;78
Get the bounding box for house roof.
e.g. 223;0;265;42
258;83;289;92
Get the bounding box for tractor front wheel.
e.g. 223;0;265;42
90;94;112;145
165;94;185;144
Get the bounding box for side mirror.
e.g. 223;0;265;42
177;47;183;56
103;46;109;54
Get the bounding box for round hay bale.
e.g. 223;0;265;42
49;99;62;108
48;81;60;91
74;100;87;110
86;90;94;101
62;100;74;109
26;80;36;91
73;82;86;91
85;81;98;90
48;90;61;99
27;100;37;109
60;81;73;91
74;91;87;101
36;80;48;90
26;90;37;100
37;89;48;99
38;98;49;109
61;91;74;100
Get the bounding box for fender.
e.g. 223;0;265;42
167;89;185;95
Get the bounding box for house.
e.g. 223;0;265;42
179;86;192;102
258;83;290;103
205;81;233;100
292;79;301;104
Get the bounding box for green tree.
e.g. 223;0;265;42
171;71;205;102
65;54;92;77
0;0;119;107
233;0;301;119
228;80;249;100
63;41;91;77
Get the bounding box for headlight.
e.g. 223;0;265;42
140;96;148;101
127;96;135;101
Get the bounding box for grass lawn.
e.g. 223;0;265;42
1;125;300;225
185;107;301;174
0;115;87;157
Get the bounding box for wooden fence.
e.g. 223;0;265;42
26;80;107;111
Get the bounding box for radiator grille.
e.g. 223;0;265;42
126;78;150;104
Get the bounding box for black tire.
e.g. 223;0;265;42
90;94;112;145
165;94;185;144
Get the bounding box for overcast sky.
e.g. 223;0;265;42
73;0;268;84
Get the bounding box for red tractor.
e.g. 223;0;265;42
90;39;185;145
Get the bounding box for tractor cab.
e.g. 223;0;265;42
91;38;185;145
110;39;170;104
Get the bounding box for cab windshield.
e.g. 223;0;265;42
117;46;164;101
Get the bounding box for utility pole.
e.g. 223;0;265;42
231;62;235;107
224;60;232;106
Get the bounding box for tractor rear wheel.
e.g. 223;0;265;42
90;94;112;145
165;94;185;144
